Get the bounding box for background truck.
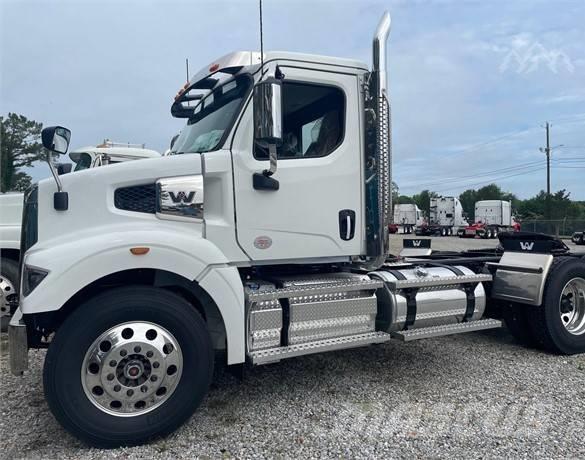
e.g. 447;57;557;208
460;200;517;239
0;142;159;326
573;230;585;245
8;12;585;449
416;196;468;236
393;203;423;233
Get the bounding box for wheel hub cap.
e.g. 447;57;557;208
81;321;183;416
560;277;585;336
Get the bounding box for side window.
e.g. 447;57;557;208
255;82;345;159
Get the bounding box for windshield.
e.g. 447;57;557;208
172;75;251;154
73;152;93;171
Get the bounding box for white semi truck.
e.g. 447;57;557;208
0;144;159;326
8;12;585;448
393;203;423;234
460;200;517;239
416;196;468;236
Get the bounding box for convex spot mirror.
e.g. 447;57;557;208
41;126;71;155
253;77;283;147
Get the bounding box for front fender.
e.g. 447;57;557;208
21;222;246;364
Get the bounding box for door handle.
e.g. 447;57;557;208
339;209;355;241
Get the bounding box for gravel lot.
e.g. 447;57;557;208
1;236;584;459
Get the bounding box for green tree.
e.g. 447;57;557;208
1;113;44;192
459;189;477;221
396;195;415;205
412;189;438;218
459;184;518;222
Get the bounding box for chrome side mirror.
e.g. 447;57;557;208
253;77;283;148
252;76;283;191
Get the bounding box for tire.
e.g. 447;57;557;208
44;286;214;447
528;257;585;355
440;228;446;237
1;258;20;332
502;302;540;347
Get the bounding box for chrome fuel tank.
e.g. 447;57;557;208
371;266;486;332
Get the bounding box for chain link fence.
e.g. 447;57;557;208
521;219;585;238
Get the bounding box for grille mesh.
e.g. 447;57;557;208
114;184;156;214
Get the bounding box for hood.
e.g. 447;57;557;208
34;154;203;249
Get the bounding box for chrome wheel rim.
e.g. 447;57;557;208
81;321;183;417
560;277;585;335
0;275;16;318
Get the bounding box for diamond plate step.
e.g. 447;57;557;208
249;331;391;365
384;273;492;291
391;318;502;342
247;279;383;302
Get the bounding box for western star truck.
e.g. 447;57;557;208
460;200;517;239
416;196;468;236
393;203;423;234
0;143;159;327
8;12;585;448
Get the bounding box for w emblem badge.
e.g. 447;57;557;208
519;242;534;251
169;191;195;204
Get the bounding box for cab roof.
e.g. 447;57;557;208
69;146;160;163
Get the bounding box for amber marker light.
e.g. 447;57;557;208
130;247;150;255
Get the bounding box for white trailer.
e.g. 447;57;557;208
0;143;159;327
8;12;585;448
461;200;516;239
417;196;468;236
475;200;512;226
393;204;423;233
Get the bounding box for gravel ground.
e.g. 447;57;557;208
1;236;584;459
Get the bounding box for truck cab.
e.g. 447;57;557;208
8;12;585;448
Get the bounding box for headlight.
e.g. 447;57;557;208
22;265;49;297
156;175;204;222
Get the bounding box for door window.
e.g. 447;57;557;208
255;82;345;160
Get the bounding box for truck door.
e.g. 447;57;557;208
230;67;363;261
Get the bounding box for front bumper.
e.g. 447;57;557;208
8;308;28;376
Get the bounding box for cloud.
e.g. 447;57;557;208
1;0;584;199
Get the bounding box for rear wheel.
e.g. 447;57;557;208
1;258;19;332
44;286;214;447
528;257;585;354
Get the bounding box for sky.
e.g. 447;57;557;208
1;0;584;199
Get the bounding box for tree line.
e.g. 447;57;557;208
395;183;585;222
1;113;45;192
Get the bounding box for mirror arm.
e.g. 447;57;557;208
47;153;64;192
264;144;277;176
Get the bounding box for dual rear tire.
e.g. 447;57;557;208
44;286;214;448
503;257;585;354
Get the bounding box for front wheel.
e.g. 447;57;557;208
44;286;214;447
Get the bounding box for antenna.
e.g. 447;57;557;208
185;58;190;85
259;0;264;72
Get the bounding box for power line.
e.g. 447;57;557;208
401;159;545;188
431;166;544;193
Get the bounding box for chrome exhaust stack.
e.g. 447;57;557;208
363;11;392;268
